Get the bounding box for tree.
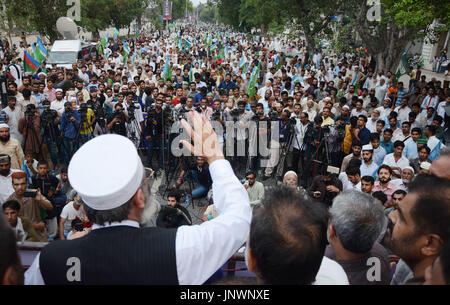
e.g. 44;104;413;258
110;0;149;30
356;0;449;73
239;0;280;35
79;0;113;40
0;0;69;43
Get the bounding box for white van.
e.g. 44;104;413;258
46;40;98;69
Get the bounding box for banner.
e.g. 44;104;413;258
163;1;172;21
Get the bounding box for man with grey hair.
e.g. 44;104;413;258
325;191;391;285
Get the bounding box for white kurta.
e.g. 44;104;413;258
24;159;252;285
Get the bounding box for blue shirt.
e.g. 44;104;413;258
380;140;394;155
357;127;371;145
194;93;206;105
403;138;418;161
218;80;237;93
60;110;81;139
373;146;387;167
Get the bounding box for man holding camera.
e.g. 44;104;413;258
7;171;53;241
78;103;95;146
60;101;81;165
156;190;192;229
41;100;62;168
106;103;128;137
248;103;270;173
146;99;165;172
18;104;42;160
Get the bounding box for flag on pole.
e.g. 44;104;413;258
184;38;192;50
247;66;258;98
239;55;247;69
273;55;280;70
123;41;130;65
24;51;40;74
135;27;139;39
114;27;120;39
37;37;48;57
395;50;411;83
217;47;225;60
163;56;172;81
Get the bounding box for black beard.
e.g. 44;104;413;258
249;181;255;186
379;177;390;184
0;134;10;143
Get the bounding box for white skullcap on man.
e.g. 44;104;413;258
0;123;10;129
68;134;144;210
420;162;431;171
283;171;297;178
362;144;373;151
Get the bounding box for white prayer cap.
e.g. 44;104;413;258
342;105;350;110
362;144;373;151
55;88;63;93
283;171;297;178
403;166;415;174
420;162;431;170
0;123;10;129
68;134;144;210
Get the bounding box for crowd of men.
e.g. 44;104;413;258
0;22;449;285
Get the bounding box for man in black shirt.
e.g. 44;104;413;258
31;160;67;240
106;103;128;137
156;190;192;228
145;99;164;171
177;156;212;199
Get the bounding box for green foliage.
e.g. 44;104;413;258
0;0;69;42
383;0;449;30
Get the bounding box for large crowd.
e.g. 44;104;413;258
0;22;449;285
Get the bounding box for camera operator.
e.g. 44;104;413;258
230;100;253;170
18;104;43;160
156;190;192;229
41;100;62;168
106;103;128;136
308;167;343;207
264;110;290;179
248;103;270;173
145;99;164;172
78;102;95;146
287;112;312;185
325;117;347;167
60;101;81;165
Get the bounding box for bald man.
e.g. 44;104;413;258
430;148;450;180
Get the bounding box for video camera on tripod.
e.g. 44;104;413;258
64;102;73;120
79;103;89;123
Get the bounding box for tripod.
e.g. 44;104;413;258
126;115;142;149
311;127;331;180
275;121;302;182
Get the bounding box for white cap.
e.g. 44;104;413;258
0;123;10;129
55;88;63;93
342;105;350;110
362;144;373;151
68;135;144;211
420;162;431;170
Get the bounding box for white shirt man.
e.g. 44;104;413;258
3;101;24;144
0;166;21;204
383;152;410;180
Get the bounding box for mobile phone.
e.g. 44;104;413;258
24;190;37;198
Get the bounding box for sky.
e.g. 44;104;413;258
192;0;207;7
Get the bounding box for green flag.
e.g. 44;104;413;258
217;47;225;60
395;51;411;83
189;66;194;83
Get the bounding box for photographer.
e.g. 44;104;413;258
248;103;270;173
60;101;81;165
230;100;253;170
287;112;312;184
308;167;343;207
145;99;164;172
106;103;128;136
18;104;42;160
264;110;290;179
41;100;62;168
7;171;53;241
156;190;192;229
78;103;95;146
